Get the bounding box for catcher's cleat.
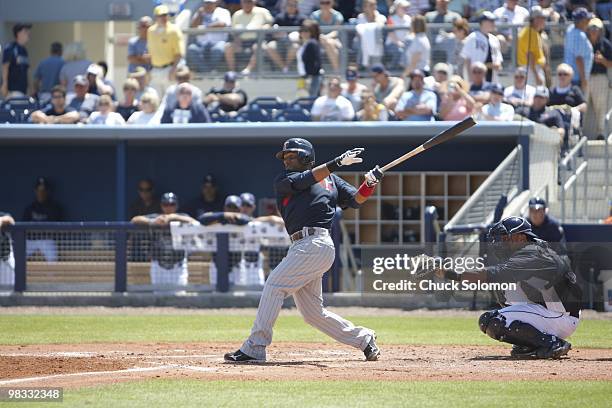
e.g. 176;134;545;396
224;349;261;363
363;335;381;361
533;339;572;359
510;344;538;358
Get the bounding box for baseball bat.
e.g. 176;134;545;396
380;117;477;172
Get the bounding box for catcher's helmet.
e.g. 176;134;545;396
275;138;315;165
487;216;539;243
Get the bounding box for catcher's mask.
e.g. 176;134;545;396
487;216;538;259
275;138;315;166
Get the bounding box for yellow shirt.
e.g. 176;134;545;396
232;7;273;41
517;26;545;67
147;22;184;67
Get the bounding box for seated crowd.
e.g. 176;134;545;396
0;2;609;140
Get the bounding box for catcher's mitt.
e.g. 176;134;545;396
410;254;443;279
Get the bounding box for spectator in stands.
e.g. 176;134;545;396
296;19;323;97
468;62;491;104
161;66;203;110
87;95;126;125
526;197;566;248
116;79;140;121
585;17;611;140
0;212;15;288
128;16;153;74
310;0;344;72
503;67;535;108
478;83;515;121
469;0;503;19
131;192;197;295
188;0;231;73
548;63;587;114
129;178;161;218
67;75;99;122
204;71;248;113
563;7;593;94
23;177;62;262
130;67;159;100
86;64;114;97
425;62;451;95
96;61;116;96
403;16;431;77
161;83;211;123
30;85;79;124
371;63;405;111
461;12;503;83
355;0;387;68
538;0;561;23
439;75;476;121
395;69;437;121
341;64;368;111
311;76;355;121
32;42;64;103
1;23;31;98
128;92;160;125
494;0;529;42
148;5;184;95
426;0;461;23
189;174;224;218
517;6;547;86
406;0;431;16
265;0;305;73
225;0;274;75
435;17;470;78
357;90;388;121
515;86;565;143
59;42;91;92
385;0;412;71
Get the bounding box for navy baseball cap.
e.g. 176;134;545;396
346;67;358;81
34;177;50;189
202;173;217;186
479;11;497;23
240;192;256;207
370;63;387;75
528;197;547;210
224;195;242;209
161;192;179;205
487;83;504;95
534;86;550;98
224;71;238;82
572;7;592;21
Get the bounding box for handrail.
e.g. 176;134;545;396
445;145;522;231
559;135;589;223
561;136;588;168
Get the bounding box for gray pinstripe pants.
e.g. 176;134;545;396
240;231;375;360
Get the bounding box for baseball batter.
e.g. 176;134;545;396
225;138;383;362
430;216;582;359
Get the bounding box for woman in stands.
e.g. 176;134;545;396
438;75;477;121
297;19;323;97
127;92;160;125
87;94;126;125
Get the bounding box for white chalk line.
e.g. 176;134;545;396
1;352;219;359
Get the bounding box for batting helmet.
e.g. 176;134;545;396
487;216;539;243
275;138;315;165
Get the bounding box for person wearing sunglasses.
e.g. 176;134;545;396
128;16;153;73
30;85;80;124
87;94;126;125
129;179;161;219
548;63;586;115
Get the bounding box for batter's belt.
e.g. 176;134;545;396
290;227;329;243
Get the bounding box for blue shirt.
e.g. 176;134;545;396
563;25;593;82
275;171;359;235
127;36;150;73
34;55;64;93
309;9;344;26
2;42;29;93
395;89;437;121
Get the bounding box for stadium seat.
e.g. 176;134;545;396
235;108;272;122
1;96;38;123
0;109;17;124
273;108;311;122
290;97;316;111
249;97;287;113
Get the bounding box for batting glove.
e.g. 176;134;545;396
336;148;365;167
365;165;384;186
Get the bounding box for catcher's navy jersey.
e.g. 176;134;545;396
274;170;360;235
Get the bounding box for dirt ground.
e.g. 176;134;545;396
1;342;611;388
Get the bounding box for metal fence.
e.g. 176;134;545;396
2;222;291;294
180;21;581;78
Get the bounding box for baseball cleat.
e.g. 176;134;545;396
224;349;260;362
530;339;572;359
510;345;538;358
363;335;381;361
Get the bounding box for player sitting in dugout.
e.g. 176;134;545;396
423;216;581;359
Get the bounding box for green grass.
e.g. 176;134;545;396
0;315;611;348
1;380;610;408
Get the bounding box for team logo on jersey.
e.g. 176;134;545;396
319;177;333;192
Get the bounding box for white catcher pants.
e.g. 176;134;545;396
498;303;580;340
241;230;374;360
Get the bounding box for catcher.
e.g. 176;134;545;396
414;216;582;359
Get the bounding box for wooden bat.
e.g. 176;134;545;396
380;117;477;172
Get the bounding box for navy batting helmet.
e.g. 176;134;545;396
275;138;315;165
488;216;539;243
161;192;179;206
